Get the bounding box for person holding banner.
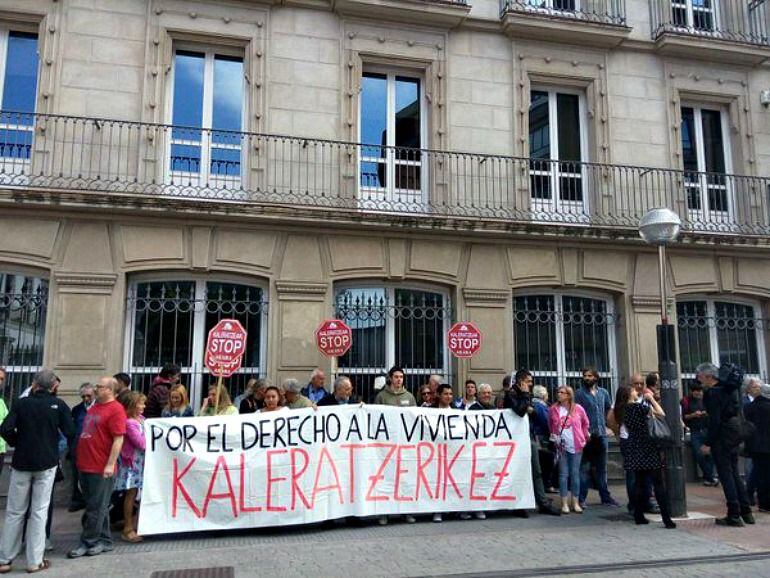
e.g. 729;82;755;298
549;386;590;514
468;384;495;410
505;369;561;517
317;376;360;406
198;385;237;417
239;379;267;414
453;380;477;410
283;379;314;410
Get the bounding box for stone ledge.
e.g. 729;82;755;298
275;281;328;301
54;272;118;294
463;288;510;305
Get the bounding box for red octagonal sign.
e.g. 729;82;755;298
447;321;482;359
315;319;352;358
205;319;248;378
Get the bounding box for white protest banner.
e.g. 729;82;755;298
138;405;534;535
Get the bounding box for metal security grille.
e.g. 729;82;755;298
677;299;767;385
125;280;267;407
0;273;47;403
513;293;617;399
334;286;451;402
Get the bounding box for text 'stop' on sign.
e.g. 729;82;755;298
315;319;352;358
205;319;248;378
447;321;482;359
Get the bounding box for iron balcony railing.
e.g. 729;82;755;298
651;0;770;46
0;110;769;236
500;0;627;25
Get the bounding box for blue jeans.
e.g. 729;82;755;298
559;451;582;498
579;436;612;503
690;430;716;481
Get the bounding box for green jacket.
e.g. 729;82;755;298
374;387;416;407
287;395;313;410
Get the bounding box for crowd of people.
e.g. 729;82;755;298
0;360;767;573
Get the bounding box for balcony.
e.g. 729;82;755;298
332;0;471;27
0;111;769;241
500;0;630;47
651;0;770;64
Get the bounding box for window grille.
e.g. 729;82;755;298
125;280;267;406
0;272;47;403
513;293;618;399
334;286;451;402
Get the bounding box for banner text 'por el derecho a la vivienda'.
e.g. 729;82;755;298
138;405;535;535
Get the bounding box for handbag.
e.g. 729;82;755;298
552;414;569;466
647;412;672;445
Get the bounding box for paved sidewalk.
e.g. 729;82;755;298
4;483;769;577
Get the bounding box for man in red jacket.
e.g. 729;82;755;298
68;376;126;559
143;363;180;419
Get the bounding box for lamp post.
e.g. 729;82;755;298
639;208;687;518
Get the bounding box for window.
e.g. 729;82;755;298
334;285;450;402
0;272;47;403
672;0;716;32
0;30;39;172
168;49;245;189
125;279;267;406
513;292;617;398
528;89;587;218
677;298;766;382
680;106;732;225
524;0;578;13
359;71;425;206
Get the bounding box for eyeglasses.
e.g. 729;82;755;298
421;391;431;396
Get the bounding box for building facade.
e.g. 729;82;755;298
0;0;768;407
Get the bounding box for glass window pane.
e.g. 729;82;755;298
394;289;446;371
562;296;611;372
210;147;240;176
360;161;386;189
172;52;205;133
335;287;388;371
514;295;557;372
130;281;195;369
676;301;711;374
681;107;698;172
0;127;32;159
529;91;550;160
2;33;38;115
361;73;387;147
204;282;264;370
212;55;243;137
556;93;581;162
715;302;759;374
701;109;725;174
395;77;420;149
170;144;201;173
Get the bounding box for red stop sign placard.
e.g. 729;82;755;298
447;321;482;358
315;319;352;358
205;319;248;378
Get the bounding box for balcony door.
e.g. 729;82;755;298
680;105;733;227
671;0;717;33
528;89;588;220
167;49;244;191
359;71;425;209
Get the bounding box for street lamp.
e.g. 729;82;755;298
639;208;687;518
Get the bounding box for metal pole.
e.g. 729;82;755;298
658;244;667;324
656;242;687;518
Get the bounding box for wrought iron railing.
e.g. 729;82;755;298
651;0;770;46
1;110;770;236
500;0;627;25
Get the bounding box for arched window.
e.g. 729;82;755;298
334;284;451;402
125;278;267;407
0;271;48;401
677;298;766;382
513;292;618;398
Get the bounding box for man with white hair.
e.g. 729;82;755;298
301;368;327;404
0;369;74;574
318;376;359;406
284;379;313;409
743;376;763;505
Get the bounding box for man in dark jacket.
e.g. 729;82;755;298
317;376;360;406
504;369;560;516
68;383;95;512
143;363;180;418
0;369;75;574
745;384;770;512
701;363;754;526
